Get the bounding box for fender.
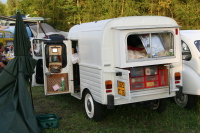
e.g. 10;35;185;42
182;64;200;95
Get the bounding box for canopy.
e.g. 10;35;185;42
0;11;41;133
29;23;59;38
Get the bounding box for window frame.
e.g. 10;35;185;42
126;30;175;62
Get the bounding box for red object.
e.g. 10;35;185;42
129;66;167;90
106;90;112;93
175;28;179;35
105;80;112;89
175;72;181;80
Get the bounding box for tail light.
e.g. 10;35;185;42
105;80;112;89
175;72;181;84
105;80;112;93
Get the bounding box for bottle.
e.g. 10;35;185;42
169;49;174;56
61;77;65;91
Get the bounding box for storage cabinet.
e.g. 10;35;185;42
46;73;69;94
48;45;62;73
130;65;167;90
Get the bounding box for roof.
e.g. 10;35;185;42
68;16;179;39
180;30;200;41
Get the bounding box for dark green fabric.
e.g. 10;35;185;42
0;12;40;133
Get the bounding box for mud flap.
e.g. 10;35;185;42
107;95;114;109
175;85;183;99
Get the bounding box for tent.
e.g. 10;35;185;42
0;11;41;133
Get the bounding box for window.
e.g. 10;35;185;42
0;33;2;38
32;39;42;57
127;32;174;60
4;32;13;38
194;40;200;52
182;41;191;60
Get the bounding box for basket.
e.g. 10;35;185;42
36;113;59;129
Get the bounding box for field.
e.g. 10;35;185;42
32;86;200;133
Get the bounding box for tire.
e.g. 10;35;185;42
174;94;197;109
84;90;103;121
152;98;167;113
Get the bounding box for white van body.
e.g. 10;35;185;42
174;30;200;108
32;16;183;121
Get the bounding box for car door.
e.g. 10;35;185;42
31;39;44;87
42;40;73;95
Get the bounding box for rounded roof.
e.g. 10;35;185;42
68;16;179;39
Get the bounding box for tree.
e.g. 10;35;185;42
0;2;6;15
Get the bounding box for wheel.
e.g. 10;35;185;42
174;94;197;109
152;98;167;113
84;90;103;121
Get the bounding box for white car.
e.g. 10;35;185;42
175;30;200;109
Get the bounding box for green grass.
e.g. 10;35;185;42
31;86;200;133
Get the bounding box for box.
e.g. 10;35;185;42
131;83;144;90
146;75;158;81
145;66;158;75
36;113;59;129
131;77;144;83
146;81;158;87
130;67;144;77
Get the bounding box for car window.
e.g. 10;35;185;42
126;31;174;61
194;40;200;52
4;32;13;38
182;41;191;60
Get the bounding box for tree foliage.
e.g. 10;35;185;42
0;2;6;15
2;0;200;31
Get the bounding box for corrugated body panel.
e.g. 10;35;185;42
80;66;102;103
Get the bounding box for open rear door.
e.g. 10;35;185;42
31;38;44;87
42;40;73;95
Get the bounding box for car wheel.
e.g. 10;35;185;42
152;98;167;113
84;90;103;121
174;94;196;109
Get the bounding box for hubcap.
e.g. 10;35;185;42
85;93;94;118
175;94;188;107
87;99;92;112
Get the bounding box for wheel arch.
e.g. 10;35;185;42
81;88;89;100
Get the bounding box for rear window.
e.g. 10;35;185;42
127;31;174;61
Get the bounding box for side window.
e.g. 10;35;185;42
127;32;174;60
194;40;200;52
182;41;191;60
4;32;13;38
32;40;42;57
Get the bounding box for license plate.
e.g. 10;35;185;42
118;81;125;96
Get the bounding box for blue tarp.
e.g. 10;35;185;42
3;26;32;38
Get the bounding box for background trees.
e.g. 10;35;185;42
2;0;200;31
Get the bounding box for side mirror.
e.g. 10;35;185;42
184;55;192;61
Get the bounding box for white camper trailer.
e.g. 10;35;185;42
31;16;183;121
174;30;200;109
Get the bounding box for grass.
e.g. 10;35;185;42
31;86;200;133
